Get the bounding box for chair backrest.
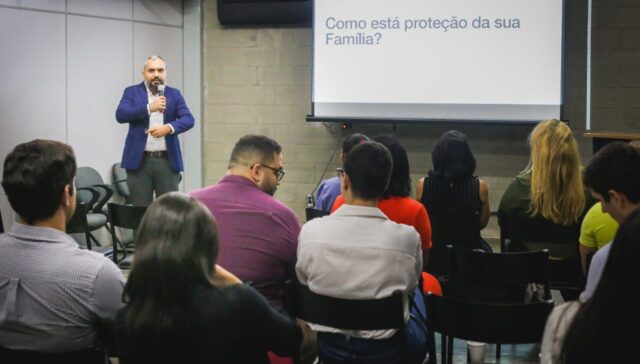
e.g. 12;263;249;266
498;212;580;257
66;202;93;249
425;293;554;363
111;162;130;200
293;283;405;331
0;345;107;364
447;245;551;301
108;203;147;230
305;207;329;222
498;212;585;293
76;167;104;204
108;203;147;264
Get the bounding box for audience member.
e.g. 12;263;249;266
190;135;298;309
499;119;585;225
115;192;301;363
578;202;618;273
297;141;427;364
332;134;432;266
0;140;124;355
499;119;587;248
580;142;640;300
416;130;490;275
540;207;640;364
315;133;369;211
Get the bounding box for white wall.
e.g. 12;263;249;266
0;0;202;230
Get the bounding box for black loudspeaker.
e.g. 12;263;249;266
217;0;312;26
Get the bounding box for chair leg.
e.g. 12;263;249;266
440;334;447;364
84;231;92;250
496;343;501;361
447;337;453;364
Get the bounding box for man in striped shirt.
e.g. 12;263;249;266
0;140;125;355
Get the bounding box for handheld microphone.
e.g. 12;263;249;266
157;84;165;113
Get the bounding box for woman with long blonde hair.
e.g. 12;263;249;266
526;119;585;225
499;119;587;237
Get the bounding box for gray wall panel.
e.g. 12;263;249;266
134;0;182;27
0;7;66;228
133;23;183;90
67;15;133;179
67;0;132;20
0;0;65;11
182;0;202;191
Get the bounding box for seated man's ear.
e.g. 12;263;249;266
250;164;262;183
65;184;75;205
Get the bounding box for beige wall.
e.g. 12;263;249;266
203;0;637;221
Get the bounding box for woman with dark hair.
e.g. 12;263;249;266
540;207;640;364
115;192;301;363
331;134;433;270
416;130;490;275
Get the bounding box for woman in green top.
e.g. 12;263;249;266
499;119;586;225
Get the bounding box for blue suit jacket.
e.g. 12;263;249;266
115;82;194;172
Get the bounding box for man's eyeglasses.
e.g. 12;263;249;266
261;164;286;182
336;167;345;177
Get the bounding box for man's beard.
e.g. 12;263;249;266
149;78;164;92
260;180;277;196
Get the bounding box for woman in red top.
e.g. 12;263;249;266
331;135;440;294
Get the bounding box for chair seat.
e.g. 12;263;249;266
86;213;108;229
91;246;114;258
118;255;134;269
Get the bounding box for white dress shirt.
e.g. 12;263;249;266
296;204;422;339
144;83;171;152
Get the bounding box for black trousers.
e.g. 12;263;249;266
126;154;180;206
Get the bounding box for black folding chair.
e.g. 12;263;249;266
498;212;585;298
425;293;554;364
66;202;112;257
444;245;550;362
108;203;147;268
0;345;108;364
292;282;408;363
305;207;329;221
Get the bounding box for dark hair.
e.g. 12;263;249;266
229;134;282;167
343;141;392;200
584;142;640;203
123;192;219;347
373;134;411;198
1;139;76;224
561;206;640;363
342;133;369;154
430;130;476;179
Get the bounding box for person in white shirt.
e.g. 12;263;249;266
296;141;426;364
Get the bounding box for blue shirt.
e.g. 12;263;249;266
315;176;341;211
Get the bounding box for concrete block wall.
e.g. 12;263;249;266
202;0;636;221
589;0;640;131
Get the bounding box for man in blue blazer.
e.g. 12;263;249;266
115;55;194;206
